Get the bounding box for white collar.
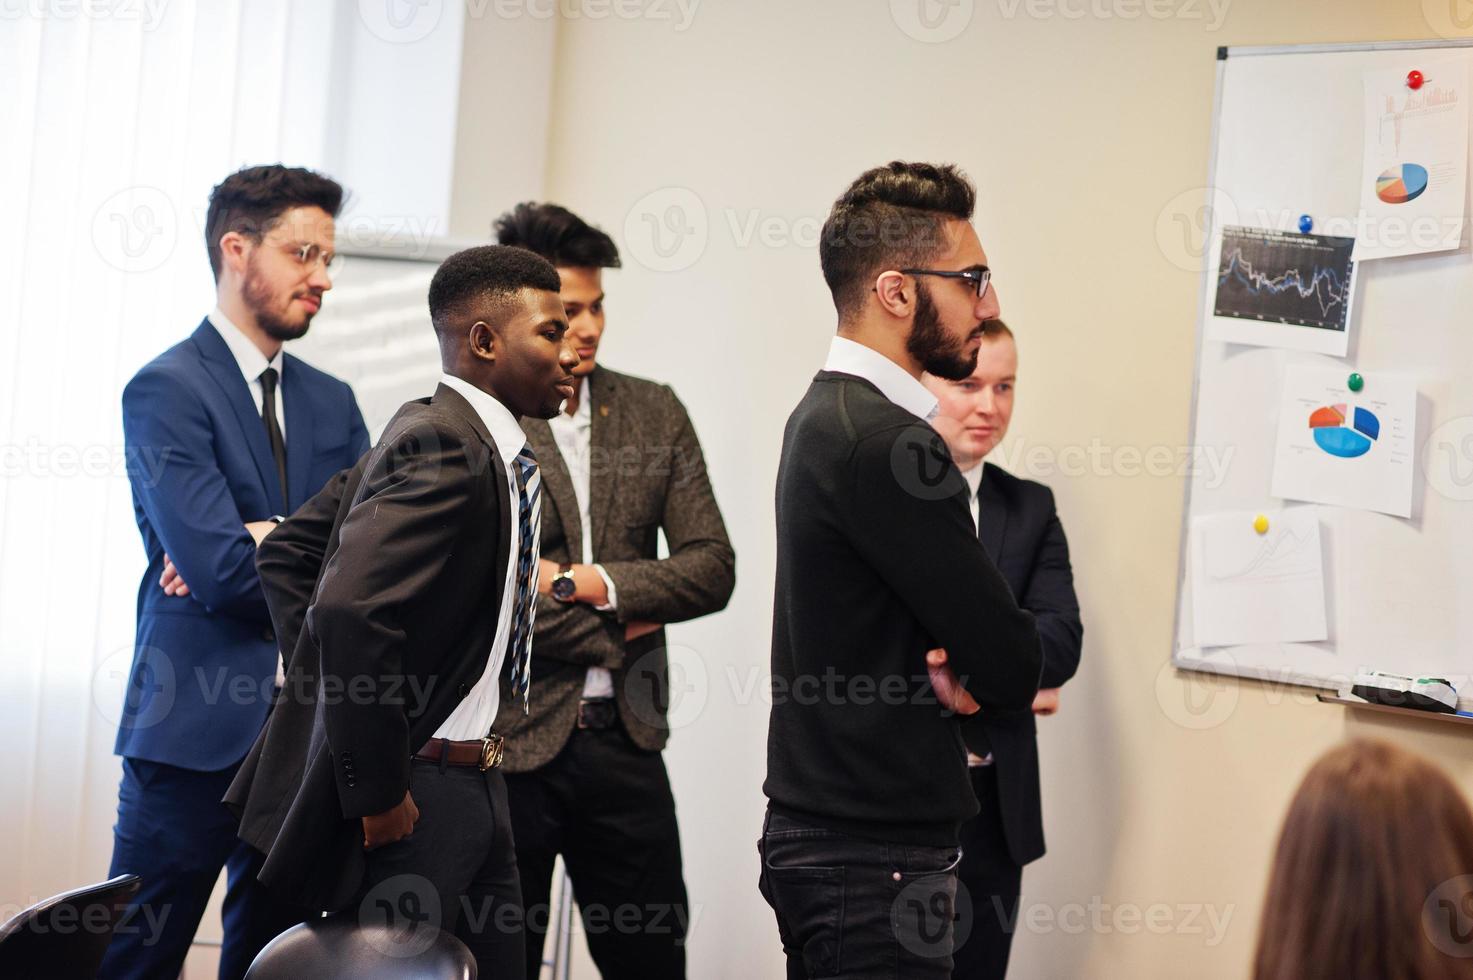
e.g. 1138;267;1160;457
552;376;591;428
961;459;984;500
439;373;528;467
209;307;283;385
822;335;939;421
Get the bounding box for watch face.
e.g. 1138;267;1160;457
552;576;577;600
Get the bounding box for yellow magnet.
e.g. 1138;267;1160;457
1253;514;1270;535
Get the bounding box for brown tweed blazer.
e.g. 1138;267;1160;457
492;365;735;772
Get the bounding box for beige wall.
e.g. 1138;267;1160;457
456;2;1473;976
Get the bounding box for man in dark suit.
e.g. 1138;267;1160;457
763;162;1042;978
103;165;368;980
225;245;580;977
924;318;1084;978
487;203;734;979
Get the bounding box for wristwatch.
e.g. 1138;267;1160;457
550;563;577;602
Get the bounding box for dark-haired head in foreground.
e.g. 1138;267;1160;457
428;244;579;420
820;161;998;381
205;164;344;347
1253;739;1473;980
494;202;619;385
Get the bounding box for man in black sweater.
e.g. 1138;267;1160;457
762;162;1043;979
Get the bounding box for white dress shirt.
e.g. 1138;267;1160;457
546;376;620;699
209;308;285;440
433;373;536;740
960;459;993;767
210;308;290;684
962;459;983;535
822;335;939;422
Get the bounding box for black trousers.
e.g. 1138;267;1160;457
953;764;1025;979
758;809;962;979
357;759;524;978
506;725;689;980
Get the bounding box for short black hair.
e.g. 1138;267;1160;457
492;202;621;269
428;245;562;348
819;161;976;321
204;165;344;281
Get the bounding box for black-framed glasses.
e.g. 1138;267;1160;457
900;266;991;299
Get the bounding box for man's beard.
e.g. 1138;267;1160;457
243;261;314;342
907;282;977;381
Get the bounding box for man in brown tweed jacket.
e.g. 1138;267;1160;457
492;202;735;980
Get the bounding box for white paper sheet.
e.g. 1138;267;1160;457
1270;365;1417;518
1190;507;1328;648
1354;60;1469;261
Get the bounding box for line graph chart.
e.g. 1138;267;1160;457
1213;226;1355;332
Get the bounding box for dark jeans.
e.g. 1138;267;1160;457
954;765;1024;979
100;758;307;980
357;760;523;978
758;809;962;979
506;725;688;980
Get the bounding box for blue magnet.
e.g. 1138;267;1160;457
1298;214;1313;234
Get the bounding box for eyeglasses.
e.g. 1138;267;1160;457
900;266;991;299
277;241;342;276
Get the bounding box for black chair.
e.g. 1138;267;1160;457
0;873;141;980
244;912;476;979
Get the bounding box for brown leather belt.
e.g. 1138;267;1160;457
413;734;505;771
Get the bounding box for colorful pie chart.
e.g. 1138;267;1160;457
1308;403;1380;458
1376;163;1429;205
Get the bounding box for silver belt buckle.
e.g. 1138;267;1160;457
479;734;505;771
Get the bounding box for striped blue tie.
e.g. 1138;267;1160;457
506;444;542;712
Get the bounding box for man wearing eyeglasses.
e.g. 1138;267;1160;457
102;164;369;980
762;161;1042;978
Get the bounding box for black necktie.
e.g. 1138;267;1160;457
258;367;288;506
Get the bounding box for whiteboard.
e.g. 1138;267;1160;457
1172;40;1473;697
290;237;472;440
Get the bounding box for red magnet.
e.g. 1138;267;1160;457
1408;69;1425;90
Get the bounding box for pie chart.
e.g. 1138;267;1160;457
1308;403;1379;458
1376;163;1429;205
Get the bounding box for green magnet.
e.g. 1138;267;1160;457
1348;373;1364;392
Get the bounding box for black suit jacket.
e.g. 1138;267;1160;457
224;384;513;910
964;462;1083;866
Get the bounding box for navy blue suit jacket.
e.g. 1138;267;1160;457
116;318;368;772
963;462;1083;866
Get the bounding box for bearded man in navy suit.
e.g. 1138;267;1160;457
101;165;368;980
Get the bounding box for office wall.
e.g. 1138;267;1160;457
449;1;1473;976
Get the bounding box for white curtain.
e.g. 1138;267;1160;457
0;0;465;930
